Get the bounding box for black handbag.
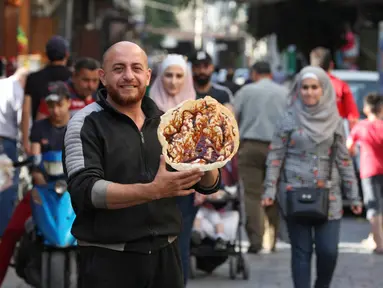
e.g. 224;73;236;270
281;133;338;224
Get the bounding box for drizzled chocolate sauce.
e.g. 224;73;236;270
164;101;234;164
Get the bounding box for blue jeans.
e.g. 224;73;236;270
177;194;198;286
287;219;340;288
0;138;19;237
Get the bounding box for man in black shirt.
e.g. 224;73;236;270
190;50;233;105
63;41;221;288
21;35;72;154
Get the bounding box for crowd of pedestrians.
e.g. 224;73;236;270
1;37;383;288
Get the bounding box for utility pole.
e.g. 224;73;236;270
194;0;204;50
65;0;74;44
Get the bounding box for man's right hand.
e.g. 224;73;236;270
261;198;274;207
150;156;204;199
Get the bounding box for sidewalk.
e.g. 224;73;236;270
189;246;383;288
188;217;383;288
3;217;382;288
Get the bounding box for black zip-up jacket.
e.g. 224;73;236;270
63;90;220;253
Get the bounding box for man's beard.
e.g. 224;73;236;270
105;84;145;106
193;74;211;86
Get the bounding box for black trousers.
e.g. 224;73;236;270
78;240;184;288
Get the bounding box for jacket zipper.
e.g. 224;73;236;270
139;123;156;246
140;131;145;144
139;123;148;175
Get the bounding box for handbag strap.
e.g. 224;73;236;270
281;132;338;184
327;135;338;184
281;131;292;182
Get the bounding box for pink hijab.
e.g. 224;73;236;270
150;54;196;112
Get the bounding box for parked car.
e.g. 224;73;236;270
331;70;379;207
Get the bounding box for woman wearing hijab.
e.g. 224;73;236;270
150;54;195;111
150;54;198;285
262;66;362;288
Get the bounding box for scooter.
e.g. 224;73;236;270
13;151;78;288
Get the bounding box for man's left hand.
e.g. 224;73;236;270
198;169;219;189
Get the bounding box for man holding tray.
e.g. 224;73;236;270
63;41;221;288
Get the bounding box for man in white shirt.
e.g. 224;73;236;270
0;68;29;237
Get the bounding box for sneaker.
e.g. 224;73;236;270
361;234;376;250
214;237;227;251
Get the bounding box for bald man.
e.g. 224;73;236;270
63;41;221;287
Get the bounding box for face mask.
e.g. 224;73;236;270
193;74;211;86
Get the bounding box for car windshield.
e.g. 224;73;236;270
346;80;379;119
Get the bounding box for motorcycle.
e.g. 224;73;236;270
11;151;78;288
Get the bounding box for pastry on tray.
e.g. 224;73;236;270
158;96;239;171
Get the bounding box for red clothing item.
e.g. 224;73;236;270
0;192;32;285
328;73;360;123
38;95;95;116
221;155;239;187
349;119;383;179
341;31;356;52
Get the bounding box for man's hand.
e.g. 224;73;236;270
261;198;274;207
351;205;363;215
151;156;204;199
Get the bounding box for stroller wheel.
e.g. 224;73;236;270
240;253;250;280
229;256;236;280
189;255;197;279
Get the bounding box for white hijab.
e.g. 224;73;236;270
288;66;343;144
149;54;196;112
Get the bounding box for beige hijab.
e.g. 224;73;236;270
150;54;196;111
288;66;343;144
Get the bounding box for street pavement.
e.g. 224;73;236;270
3;217;383;288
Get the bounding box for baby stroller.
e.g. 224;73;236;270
189;156;250;280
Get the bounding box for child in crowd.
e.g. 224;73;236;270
347;93;383;254
192;189;229;251
191;157;239;251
